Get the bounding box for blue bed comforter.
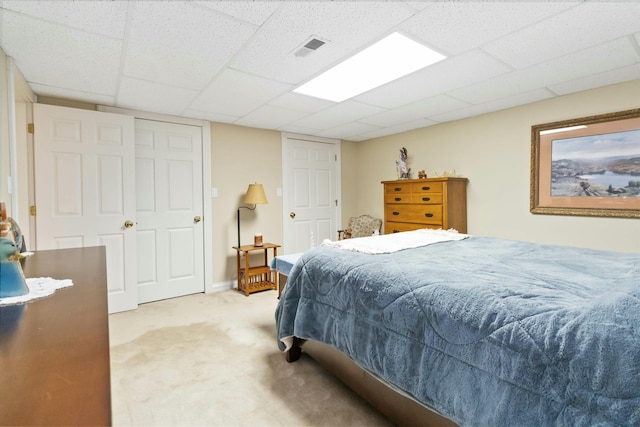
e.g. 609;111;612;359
275;236;640;426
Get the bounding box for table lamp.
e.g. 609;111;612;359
237;183;268;248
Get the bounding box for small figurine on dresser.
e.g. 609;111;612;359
418;170;427;179
1;202;28;297
396;147;411;179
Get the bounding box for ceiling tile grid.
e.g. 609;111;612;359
2;0;128;38
117;76;199;116
123;1;258;90
188;68;293;117
353;49;512;109
398;1;579;56
228;1;416;84
482;2;640;69
1;1;639;142
2;9;122;95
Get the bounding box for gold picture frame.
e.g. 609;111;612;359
531;108;640;218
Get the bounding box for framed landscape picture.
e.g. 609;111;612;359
531;108;640;218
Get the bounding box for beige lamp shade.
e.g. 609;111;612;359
243;183;268;205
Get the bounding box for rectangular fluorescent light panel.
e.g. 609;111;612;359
294;32;446;102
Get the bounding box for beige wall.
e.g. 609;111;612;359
354;80;640;253
210;123;283;283
339;139;359;226
0;48;35;224
1;49;10;214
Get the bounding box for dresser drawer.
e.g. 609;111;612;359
411;181;442;194
411;193;443;204
384;222;441;234
385;204;442;225
387;193;443;204
384;194;412;204
384;182;412;194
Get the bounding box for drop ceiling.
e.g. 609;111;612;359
1;1;639;142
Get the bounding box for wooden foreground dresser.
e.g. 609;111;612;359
382;177;468;234
0;247;111;426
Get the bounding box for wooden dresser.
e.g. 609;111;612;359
381;177;468;234
0;247;111;426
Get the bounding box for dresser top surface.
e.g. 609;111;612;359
381;177;468;184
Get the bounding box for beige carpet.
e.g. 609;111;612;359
109;290;392;426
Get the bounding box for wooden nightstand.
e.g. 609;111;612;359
232;243;280;296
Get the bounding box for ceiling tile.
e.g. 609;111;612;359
290;100;386;130
195;1;282;26
449;38;639;105
358;118;438;140
432;89;554;123
189;69;292;117
30;83;115;106
268;92;336;114
483;2;640;69
117;77;198;116
2;11;121;95
230;1;416;84
548;64;640;95
183;109;239;124
360;95;470;127
124;1;258;90
355;49;511;109
235;104;309;130
2;0;128;38
278;124;324;136
400;2;434;12
400;2;577;55
316;122;381;140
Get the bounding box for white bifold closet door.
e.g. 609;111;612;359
34;104;204;313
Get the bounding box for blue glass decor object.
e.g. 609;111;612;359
1;202;28;298
0;236;28;298
0;260;28;298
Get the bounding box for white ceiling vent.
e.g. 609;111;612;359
293;36;327;57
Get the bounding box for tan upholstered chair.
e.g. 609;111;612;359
337;215;382;240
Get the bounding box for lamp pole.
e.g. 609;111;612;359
237;205;256;248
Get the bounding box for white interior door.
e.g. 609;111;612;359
282;134;340;254
33;103;137;313
135;119;204;303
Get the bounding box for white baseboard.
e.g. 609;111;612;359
206;280;236;294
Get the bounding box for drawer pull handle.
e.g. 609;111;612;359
394;197;402;201
424;213;434;217
422;186;430;190
394;187;402;192
422;197;430;201
392;212;400;216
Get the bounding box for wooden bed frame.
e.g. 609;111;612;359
285;338;457;427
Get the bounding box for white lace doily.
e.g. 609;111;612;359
0;277;73;306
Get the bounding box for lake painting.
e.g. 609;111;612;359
551;129;640;197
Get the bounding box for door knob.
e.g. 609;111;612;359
194;215;202;223
124;220;134;228
289;212;296;219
